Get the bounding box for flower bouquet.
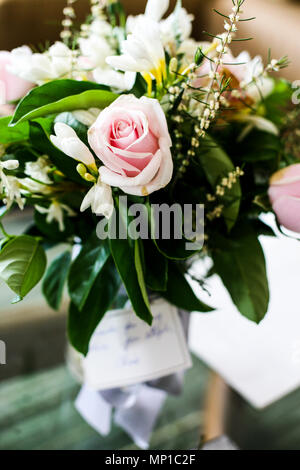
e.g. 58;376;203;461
0;0;298;437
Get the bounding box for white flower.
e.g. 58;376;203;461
160;7;194;46
0;175;24;210
72;108;101;127
234;114;279;141
92;68;136;91
0;160;19;171
80;177;114;219
35;201;76;232
50;123;96;169
106;16;166;86
145;0;169;22
126;2;193;53
78;35;114;70
25;156;52;184
8;42;74;85
238;52;274;101
21;178;52;195
0;160;24;209
89;18;113;37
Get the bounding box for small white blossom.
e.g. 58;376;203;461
50;123;96;169
35;201;76;232
1;175;24;210
25;156;52;184
80;177;114;219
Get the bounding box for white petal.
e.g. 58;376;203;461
145;0;169;21
51;123;95;166
1;160;19;170
80;179;114;219
53;122;78;140
80;186;96;213
234;114;279;136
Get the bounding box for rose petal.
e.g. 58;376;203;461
272;195;300;233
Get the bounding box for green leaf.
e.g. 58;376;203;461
263;79;293;127
0;235;47;299
143;239;168;291
34;207;75;243
68;256;121;355
200;135;241;230
109;203;153;325
134;239;151;309
147;202;201;260
212;224;269;323
0;116;29;143
68;234;110;310
11;79;118;125
42;251;71;310
162;262;213;312
238;130;281;162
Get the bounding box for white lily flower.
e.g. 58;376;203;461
78;35;114;70
145;0;169;22
238;52;274;101
35;201;76;232
80;177;114;219
25;156;52;184
50;123;96;169
126;1;193;54
160;7;194;46
106;16;166;86
89;18;113;37
93;68;136;91
234;114;279;141
8;42;74;85
72;108;101;127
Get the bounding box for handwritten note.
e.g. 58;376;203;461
83;299;192;390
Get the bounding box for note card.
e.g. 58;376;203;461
83;299;192;390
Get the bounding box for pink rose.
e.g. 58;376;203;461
0;51;33;116
88;94;173;196
268;164;300;232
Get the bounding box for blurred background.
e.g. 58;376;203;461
0;0;300;451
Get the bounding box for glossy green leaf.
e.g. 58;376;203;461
109;203;153;325
134;239;150;309
0;235;46;299
162;262;213;312
143;239;168;291
68;256;121;355
200;135;241;230
147;202;201;260
263;79;293;126
68;234;110;310
34;207;75;243
238;130;281;162
42;251;71;310
0;116;29;143
212;224;269;323
11;79;118;125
